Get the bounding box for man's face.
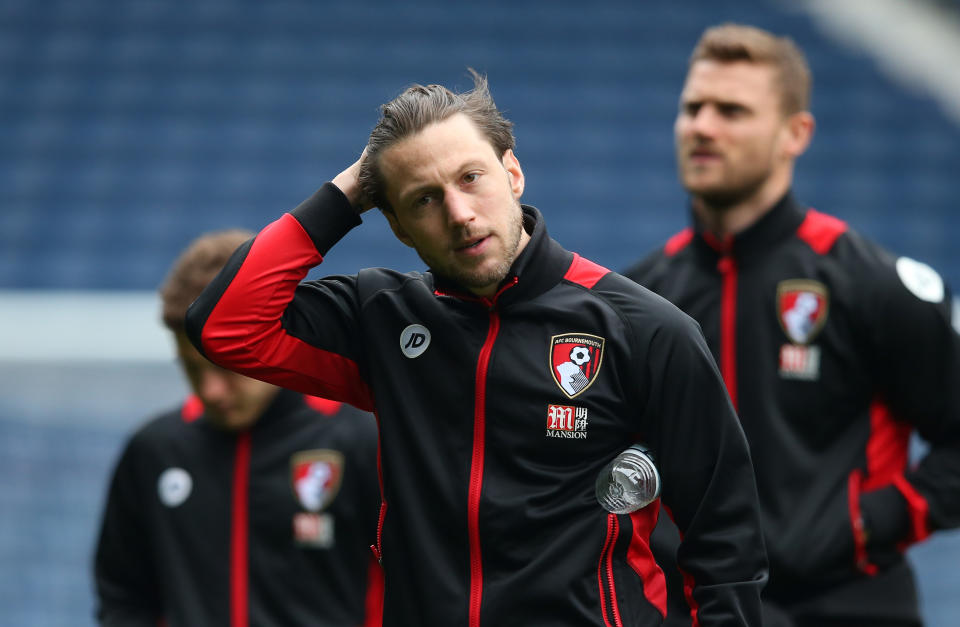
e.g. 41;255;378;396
174;332;278;431
379;113;529;297
675;60;791;207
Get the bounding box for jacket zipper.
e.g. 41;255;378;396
231;431;252;627
717;254;739;410
372;410;387;564
598;513;623;627
466;277;517;627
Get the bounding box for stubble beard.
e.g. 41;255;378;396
683;160;772;212
435;199;525;293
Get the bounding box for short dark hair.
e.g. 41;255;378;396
160;229;254;331
358;69;515;212
690;23;812;115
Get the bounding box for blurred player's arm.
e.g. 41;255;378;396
93;442;162;626
860;259;960;555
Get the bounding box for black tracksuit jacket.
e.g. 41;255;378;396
625;193;960;624
93;389;383;627
185;183;768;627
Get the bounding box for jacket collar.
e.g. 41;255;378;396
431;205;573;307
198;387;303;435
691;191;807;265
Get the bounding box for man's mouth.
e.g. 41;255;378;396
456;236;487;251
455;235;490;256
690;148;720;159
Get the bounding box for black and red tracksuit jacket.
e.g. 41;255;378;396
94;389;383;627
625;192;960;623
185;183;768;627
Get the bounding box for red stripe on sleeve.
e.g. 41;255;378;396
201;214;375;411
892;474;931;546
863;400;911;491
626;504;667;618
564;253;610;289
796;209;847;255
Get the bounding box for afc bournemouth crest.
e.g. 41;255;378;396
550;333;605;398
777;280;829;345
291;450;344;513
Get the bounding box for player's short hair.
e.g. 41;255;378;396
160;229;254;331
690;23;812;115
358;69;515;213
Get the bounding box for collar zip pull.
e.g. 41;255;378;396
488;276;519;310
717;255;735;274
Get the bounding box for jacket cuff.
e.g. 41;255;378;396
290;182;363;257
860;483;909;547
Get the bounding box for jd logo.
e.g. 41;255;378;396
400;324;431;358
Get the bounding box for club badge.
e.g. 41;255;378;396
291;450;344;513
777;280;829;345
550;333;605;398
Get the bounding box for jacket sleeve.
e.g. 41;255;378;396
93;439;162;627
859;254;960;549
185;183;375;411
637;301;767;627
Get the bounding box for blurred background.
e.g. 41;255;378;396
1;0;958;624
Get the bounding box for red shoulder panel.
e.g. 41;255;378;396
664;228;694;257
796;209;847;255
181;395;204;423
564;253;610;289
305;395;344;416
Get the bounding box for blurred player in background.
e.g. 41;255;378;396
93;229;383;626
626;23;960;627
184;73;768;626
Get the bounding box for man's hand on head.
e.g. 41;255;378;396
332;149;375;214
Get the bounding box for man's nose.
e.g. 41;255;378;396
689;105;721;137
199;370;230;403
444;189;476;226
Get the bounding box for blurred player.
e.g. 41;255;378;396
93;229;383;626
626;23;960;627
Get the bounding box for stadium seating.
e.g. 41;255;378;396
0;0;956;291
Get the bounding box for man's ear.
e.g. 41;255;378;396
502;149;525;199
782;111;815;159
383;209;415;248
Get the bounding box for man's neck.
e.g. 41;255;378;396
692;177;790;239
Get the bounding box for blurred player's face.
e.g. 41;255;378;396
379;113;529;297
675;60;803;209
174;332;278;431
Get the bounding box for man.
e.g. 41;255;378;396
625;24;960;627
93;229;383;627
185;73;768;626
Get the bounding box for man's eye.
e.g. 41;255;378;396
718;104;746;117
463;172;479;184
683;102;701;116
415;194;433;207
